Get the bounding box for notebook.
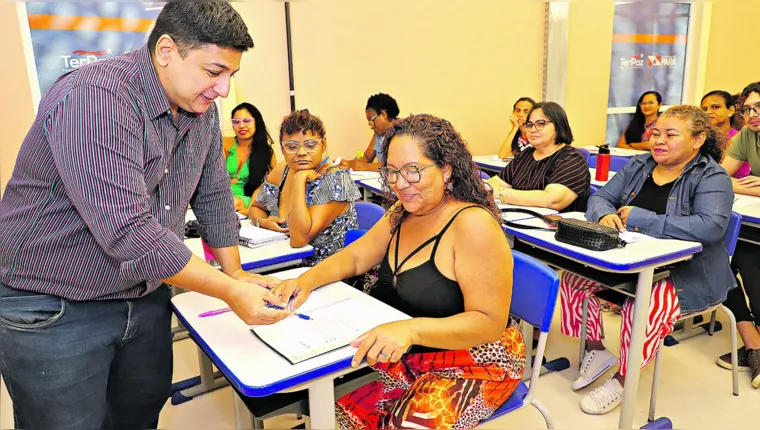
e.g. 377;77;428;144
238;224;288;248
250;293;410;365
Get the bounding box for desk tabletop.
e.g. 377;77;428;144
349;170;381;182
357;178;384;195
588;168;617;187
499;205;559;221
578;146;648;157
472;155;510;170
185;238;314;271
171;267;409;397
505;212;702;272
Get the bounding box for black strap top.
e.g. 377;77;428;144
373;205;485;320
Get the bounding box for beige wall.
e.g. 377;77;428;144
288;0;545;158
0;2;36;195
703;1;760;97
565;2;614;148
230;2;292;162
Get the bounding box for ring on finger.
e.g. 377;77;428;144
379;352;391;360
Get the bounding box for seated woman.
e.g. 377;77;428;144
562;105;735;415
271;114;525;429
701;90;749;177
497;97;536;159
486;101;590;212
339;93;400;171
248;109;361;264
617;91;662;150
227;103;276;215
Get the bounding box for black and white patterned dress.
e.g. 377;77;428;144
255;166;361;265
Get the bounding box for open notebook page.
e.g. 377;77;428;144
250;296;409;365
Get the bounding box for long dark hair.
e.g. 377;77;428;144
510;97;536;155
660;105;724;163
380;114;499;232
625;91;662;144
231;103;275;196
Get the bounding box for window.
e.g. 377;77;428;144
605;2;691;145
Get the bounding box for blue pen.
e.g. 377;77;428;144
266;304;312;320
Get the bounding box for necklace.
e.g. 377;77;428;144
414;196;447;217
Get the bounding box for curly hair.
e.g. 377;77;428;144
659;105;724;162
380;113;500;232
279;109;326;142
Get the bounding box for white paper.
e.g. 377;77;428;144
250;297;406;364
619;231;654;244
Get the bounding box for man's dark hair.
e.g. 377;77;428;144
741;81;760;100
148;3;254;56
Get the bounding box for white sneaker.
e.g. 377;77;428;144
580;378;625;415
572;349;618;391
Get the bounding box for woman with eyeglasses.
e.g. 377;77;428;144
485;101;590;212
227;103;276;215
248;110;361;265
497;96;536;158
701;90;749;178
270;114;525;428
617;91;662;150
339;93;400;172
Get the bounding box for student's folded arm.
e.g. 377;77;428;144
47;85;193;282
628;169;734;243
406;209;512;350
497;126;519;159
504;185;578;211
288;200;349;248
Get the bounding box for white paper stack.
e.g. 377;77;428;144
238;224;288;248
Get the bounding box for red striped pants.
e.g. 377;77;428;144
559;271;683;376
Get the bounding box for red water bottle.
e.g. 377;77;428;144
595;144;611;182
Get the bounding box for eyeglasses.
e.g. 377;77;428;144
639;101;659;107
738;102;760;118
368;113;380;127
281;138;322;155
379;163;437;184
231;117;253;126
523;120;552;131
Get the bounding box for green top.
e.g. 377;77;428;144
727;127;760;174
227;140;251;207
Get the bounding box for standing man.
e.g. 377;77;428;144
0;3;289;428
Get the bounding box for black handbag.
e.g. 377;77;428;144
501;209;627;251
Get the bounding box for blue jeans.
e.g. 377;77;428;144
0;283;173;429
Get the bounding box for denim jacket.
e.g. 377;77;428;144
586;153;736;313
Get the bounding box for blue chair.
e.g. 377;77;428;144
589;184;600;196
344;229;368;247
648;212;742;421
478;251;557;428
477;169;491;180
355;201;385;230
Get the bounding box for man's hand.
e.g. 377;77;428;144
229;269;281;289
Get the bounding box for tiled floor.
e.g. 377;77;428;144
0;307;755;429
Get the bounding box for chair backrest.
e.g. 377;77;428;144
589;184;599;196
725;211;742;258
477;170;490;180
344;229;368;247
609;155;632;172
354;202;385;230
586;152;597;168
510;251;560;333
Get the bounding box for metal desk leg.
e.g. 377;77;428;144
233;390;255;430
308;377;337;429
665;314;719;346
362;187;371;202
619;267;655;429
520;320;570;382
170;349;229;405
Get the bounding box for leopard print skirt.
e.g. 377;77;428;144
335;319;526;429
